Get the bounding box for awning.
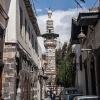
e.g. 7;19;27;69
71;12;100;44
77;12;100;26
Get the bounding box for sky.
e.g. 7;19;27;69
32;0;99;53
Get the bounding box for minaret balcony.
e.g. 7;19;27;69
44;40;57;49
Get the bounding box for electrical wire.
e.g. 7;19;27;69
74;0;85;12
91;0;98;9
31;0;40;16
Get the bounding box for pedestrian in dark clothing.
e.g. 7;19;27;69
50;90;52;100
52;91;56;100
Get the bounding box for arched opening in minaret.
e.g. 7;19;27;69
49;30;51;33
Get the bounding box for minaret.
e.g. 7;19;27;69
42;8;59;92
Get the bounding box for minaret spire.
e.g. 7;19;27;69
46;8;54;33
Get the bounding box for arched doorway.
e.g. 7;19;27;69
90;57;96;95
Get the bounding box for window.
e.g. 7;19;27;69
25;19;27;42
28;26;30;47
79;55;82;70
20;8;23;36
35;40;38;54
32;34;34;48
28;27;30;40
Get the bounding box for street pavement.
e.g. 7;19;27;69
44;97;51;100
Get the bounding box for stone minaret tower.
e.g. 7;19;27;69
42;9;59;92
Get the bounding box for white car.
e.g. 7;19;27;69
73;96;100;100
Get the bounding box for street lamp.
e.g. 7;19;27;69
77;27;86;46
77;27;96;52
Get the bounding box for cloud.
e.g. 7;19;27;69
36;9;42;12
37;8;83;53
45;8;49;11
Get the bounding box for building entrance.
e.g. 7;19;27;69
84;60;88;95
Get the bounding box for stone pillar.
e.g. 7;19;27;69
2;43;16;100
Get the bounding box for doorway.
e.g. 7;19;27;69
97;54;100;95
84;60;89;95
90;58;96;95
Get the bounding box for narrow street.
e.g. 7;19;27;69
1;0;100;100
44;97;50;100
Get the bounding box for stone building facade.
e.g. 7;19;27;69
0;0;42;100
71;7;100;95
0;0;8;100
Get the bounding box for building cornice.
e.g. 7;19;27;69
24;0;41;36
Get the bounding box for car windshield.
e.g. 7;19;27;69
65;90;78;94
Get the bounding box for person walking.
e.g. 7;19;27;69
50;90;53;100
52;91;56;100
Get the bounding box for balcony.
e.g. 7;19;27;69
44;39;57;49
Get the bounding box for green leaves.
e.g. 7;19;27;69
55;43;76;87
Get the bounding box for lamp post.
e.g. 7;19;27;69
77;27;86;46
77;27;96;52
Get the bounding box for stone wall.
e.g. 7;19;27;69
2;43;34;100
2;43;16;100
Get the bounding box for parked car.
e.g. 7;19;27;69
66;94;83;100
61;87;82;100
73;96;100;100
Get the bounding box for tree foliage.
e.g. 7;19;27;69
55;42;76;87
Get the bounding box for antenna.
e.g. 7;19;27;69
92;0;98;8
74;0;85;12
91;0;100;11
77;1;78;15
31;0;37;16
99;0;100;11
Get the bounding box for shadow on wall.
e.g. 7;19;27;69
6;0;11;14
